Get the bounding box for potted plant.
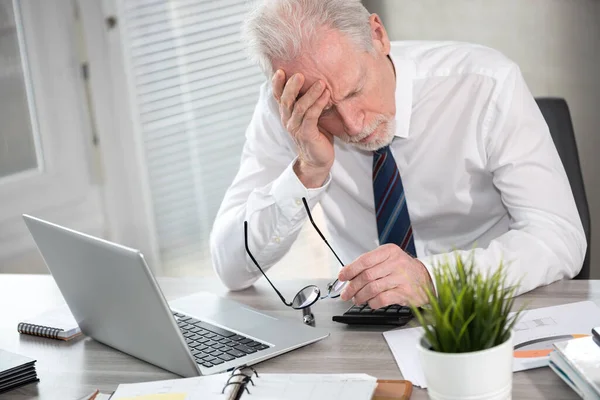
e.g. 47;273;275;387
410;252;524;400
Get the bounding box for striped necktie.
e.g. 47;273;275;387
372;145;416;256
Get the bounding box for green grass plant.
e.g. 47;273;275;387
411;252;524;353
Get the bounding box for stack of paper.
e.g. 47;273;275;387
0;349;39;394
549;335;600;399
383;301;600;388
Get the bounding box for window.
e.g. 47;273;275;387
0;0;40;180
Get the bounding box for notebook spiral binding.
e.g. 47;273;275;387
221;365;260;397
17;322;63;339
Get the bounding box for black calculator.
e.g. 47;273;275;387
332;303;414;326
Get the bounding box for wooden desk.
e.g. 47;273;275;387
0;275;598;399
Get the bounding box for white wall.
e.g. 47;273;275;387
363;0;600;277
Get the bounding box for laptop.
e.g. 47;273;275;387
22;214;329;377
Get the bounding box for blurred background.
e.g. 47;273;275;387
0;0;598;281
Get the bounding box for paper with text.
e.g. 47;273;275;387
111;373;378;400
117;394;186;400
240;374;378;400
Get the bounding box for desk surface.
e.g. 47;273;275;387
0;274;598;399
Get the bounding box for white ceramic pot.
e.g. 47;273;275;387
417;332;513;400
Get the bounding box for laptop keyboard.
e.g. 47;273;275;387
172;312;271;369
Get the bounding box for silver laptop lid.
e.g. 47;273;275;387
22;214;200;377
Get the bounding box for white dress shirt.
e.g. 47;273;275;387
210;41;586;296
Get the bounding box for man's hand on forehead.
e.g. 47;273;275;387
270;68;334;189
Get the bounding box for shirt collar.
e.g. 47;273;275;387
389;50;416;138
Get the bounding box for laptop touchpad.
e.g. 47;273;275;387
209;307;274;332
169;292;275;332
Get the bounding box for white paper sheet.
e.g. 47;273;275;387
111;373;378;400
382;326;427;388
238;374;378;400
383;300;600;389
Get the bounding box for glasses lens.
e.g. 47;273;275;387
291;286;320;309
327;279;347;298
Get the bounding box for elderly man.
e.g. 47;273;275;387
210;0;586;309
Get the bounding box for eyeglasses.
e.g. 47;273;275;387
244;197;347;310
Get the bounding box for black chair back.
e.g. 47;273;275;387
535;98;590;279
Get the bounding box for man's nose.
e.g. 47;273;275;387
337;103;364;136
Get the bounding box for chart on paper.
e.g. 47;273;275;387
512;315;586;359
512;301;600;371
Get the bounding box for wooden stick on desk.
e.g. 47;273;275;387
76;389;99;400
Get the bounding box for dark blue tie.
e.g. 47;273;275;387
373;145;416;257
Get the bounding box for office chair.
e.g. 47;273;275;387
535;97;591;279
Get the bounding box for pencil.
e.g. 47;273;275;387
77;389;99;400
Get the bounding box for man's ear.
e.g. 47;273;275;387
369;14;391;56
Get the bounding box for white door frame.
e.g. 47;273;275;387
0;0;105;263
76;0;162;273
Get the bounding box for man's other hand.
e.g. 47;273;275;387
338;244;434;309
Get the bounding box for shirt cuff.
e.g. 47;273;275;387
417;256;438;299
270;157;331;221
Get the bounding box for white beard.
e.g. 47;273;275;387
337;115;396;152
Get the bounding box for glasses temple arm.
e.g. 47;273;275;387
244;221;292;307
302;197;345;267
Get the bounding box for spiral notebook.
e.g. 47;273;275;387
110;366;412;400
17;304;81;341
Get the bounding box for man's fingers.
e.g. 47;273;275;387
338;245;393;282
279;73;304;122
271;69;286;102
352;275;399;305
340;262;394;301
368;290;405;310
303;88;330;124
287;82;326;134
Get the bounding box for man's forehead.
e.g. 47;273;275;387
279;30;364;98
294;56;363;98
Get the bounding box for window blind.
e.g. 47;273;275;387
117;0;261;273
118;0;334;277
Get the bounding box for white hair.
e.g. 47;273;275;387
241;0;374;76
